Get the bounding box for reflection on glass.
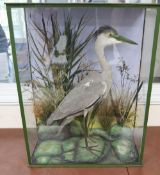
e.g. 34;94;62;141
72;0;157;3
0;0;27;83
0;24;9;82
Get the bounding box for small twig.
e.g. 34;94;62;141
123;82;143;125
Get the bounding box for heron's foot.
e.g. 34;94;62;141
81;144;101;156
85;145;102;157
81;144;98;150
88;136;97;143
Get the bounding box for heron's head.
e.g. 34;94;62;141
94;25;137;49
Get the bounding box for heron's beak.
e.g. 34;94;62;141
111;34;137;45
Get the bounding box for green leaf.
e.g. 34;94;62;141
51;14;61;46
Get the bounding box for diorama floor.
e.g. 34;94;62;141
0;127;159;175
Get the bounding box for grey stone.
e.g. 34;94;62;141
120;127;133;140
63;151;75;162
112;138;138;163
49;157;62;164
101;150;121;164
110;125;133;140
109;125;123;138
35;156;51;164
38;125;70;141
34;125;138;165
34;140;62;158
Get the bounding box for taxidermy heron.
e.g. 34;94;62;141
47;25;137;148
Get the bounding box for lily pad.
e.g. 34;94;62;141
90;128;111;140
75;136;106;163
63;137;78;152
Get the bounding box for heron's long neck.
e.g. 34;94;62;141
95;43;112;81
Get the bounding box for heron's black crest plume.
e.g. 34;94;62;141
94;25;118;39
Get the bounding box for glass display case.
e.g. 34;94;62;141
6;3;160;166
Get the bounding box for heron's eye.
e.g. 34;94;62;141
109;32;112;37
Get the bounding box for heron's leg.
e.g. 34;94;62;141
84;109;95;146
82;110;99;152
86;109;97;144
83;110;89;148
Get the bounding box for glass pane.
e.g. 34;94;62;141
11;8;38;157
154;25;160;82
11;5;156;166
45;0;158;3
136;8;156;154
26;0;159;3
87;0;157;3
0;0;27;83
0;1;10;82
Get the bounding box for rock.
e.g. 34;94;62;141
49;157;62;164
38;125;70;141
110;125;133;140
120;127;133;140
109;125;122;138
34;125;138;165
62;137;78;152
101;150;121;164
63;151;75;162
34;140;62;158
112;138;138;163
35;156;50;164
75;136;107;163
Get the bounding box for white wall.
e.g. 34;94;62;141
0;105;22;128
0;83;160;128
0;102;159;128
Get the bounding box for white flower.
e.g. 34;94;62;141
56;35;67;52
51;35;67;65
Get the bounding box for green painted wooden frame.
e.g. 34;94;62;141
6;3;160;167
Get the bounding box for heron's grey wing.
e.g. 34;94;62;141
47;80;107;125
